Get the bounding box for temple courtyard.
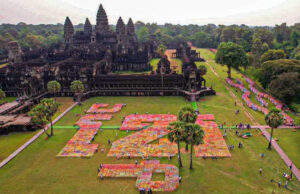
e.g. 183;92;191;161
0;49;299;193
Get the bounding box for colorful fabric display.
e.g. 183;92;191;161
194;115;231;158
57;105;106;157
245;77;294;125
108;114;177;158
120;114;177;131
99;160;179;192
87;103;125;113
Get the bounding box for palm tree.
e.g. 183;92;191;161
167;121;185;168
70;80;84;105
265;108;284;150
47;81;61;102
157;44;167;57
178;106;197;151
40;98;59;136
185;123;204;169
0;89;6;100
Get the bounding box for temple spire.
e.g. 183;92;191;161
116;17;126;35
84;18;92;34
127;18;135;35
96;4;109;33
64;17;74;36
64;17;74;43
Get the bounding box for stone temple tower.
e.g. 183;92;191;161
64;17;74;44
84;18;92;35
7;41;22;63
127;18;135;35
95;4;109;34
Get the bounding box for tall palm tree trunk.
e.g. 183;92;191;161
177;140;183;167
185;143;189;151
190;143;193;169
268;127;274;149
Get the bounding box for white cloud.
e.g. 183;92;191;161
0;0;299;25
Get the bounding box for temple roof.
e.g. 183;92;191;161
116;17;126;35
127;18;135;35
64;17;74;35
96;4;109;33
84;18;92;34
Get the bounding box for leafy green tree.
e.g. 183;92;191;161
220;27;236;42
167;121;185;167
178;106;197;151
157;44;167;57
137;26;149;43
265;109;284;149
259;59;300;88
291;45;300;59
290;31;300;47
185;123;204;169
47;80;61;101
198;65;207;76
40;98;59;136
216;42;249;78
193;31;214;48
260;49;286;63
0;89;6;99
253;28;274;46
70;80;84;105
269;72;299;104
274;23;291;43
29;104;50;137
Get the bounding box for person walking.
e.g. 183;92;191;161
284;181;288;189
278;181;281;188
259;168;262;174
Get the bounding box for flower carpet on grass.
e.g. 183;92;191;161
227;77;293;125
108;114;177;158
120;114;177;131
57;107;109;157
99;160;179;192
87;103;125;113
194;114;231;158
245;77;293;125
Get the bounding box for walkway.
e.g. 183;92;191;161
258;126;300;182
0;102;78;168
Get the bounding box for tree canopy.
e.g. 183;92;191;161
70;80;84;94
216;42;249;78
260;49;286;64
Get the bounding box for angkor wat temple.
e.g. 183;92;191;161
0;4;215;101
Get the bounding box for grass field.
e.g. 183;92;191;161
267;128;300;169
0;96;299;193
0;97;74;162
0;50;299;193
150;58;160;71
0;97;17;104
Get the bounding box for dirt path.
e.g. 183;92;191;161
259;126;300;182
205;61;259;125
166;49;180;73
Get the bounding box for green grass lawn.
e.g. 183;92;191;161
0;97;17;104
0;96;299;193
0;131;39;162
150;58;160;71
0;97;74;162
267;128;300;169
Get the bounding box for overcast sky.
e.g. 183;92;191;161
0;0;299;26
